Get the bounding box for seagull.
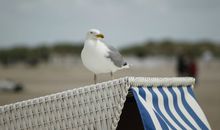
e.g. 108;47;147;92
81;29;129;84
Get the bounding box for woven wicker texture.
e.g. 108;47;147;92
0;77;194;130
0;78;130;130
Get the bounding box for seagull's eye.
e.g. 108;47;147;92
90;32;93;34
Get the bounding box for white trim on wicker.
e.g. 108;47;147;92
128;77;195;87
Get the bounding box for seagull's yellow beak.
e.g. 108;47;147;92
96;34;104;39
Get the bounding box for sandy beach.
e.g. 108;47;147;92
0;58;219;129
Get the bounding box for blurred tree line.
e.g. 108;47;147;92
0;42;82;67
0;40;219;67
121;40;220;58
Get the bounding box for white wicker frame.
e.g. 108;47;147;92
0;77;195;130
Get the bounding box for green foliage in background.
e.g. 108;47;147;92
121;40;220;58
0;46;50;66
0;40;219;66
51;43;83;56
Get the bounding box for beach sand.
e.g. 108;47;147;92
0;59;219;129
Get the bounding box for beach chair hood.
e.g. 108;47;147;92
0;77;211;130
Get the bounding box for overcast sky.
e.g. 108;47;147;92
0;0;220;48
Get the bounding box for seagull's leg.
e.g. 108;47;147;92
94;74;97;84
110;72;114;80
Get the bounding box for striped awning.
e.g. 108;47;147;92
131;85;211;130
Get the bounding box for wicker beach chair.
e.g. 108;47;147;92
0;77;211;130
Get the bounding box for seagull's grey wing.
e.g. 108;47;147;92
105;44;126;67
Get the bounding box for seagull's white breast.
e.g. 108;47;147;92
81;40;119;74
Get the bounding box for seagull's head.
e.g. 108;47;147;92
86;29;104;40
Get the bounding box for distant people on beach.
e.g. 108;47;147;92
177;54;198;82
202;50;213;68
177;54;188;76
188;56;198;80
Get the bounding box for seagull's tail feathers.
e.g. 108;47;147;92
121;62;131;69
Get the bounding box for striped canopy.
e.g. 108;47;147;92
131;85;211;130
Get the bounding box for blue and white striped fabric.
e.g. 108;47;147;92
131;85;211;130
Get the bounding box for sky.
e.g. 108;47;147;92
0;0;220;48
